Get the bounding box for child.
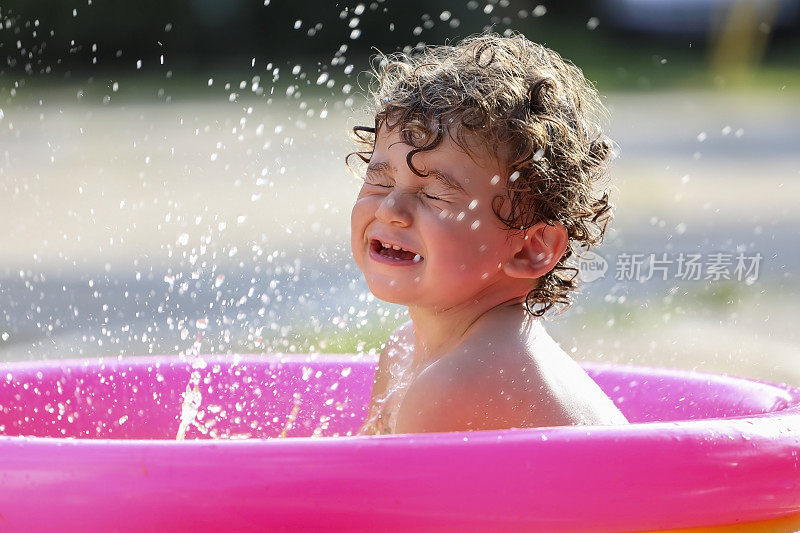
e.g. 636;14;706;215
349;33;629;435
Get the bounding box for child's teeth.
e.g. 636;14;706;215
413;254;422;262
392;245;401;250
381;242;390;248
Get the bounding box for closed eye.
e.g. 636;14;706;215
364;173;393;188
364;172;446;201
364;181;393;190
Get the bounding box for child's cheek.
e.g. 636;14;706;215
436;207;454;221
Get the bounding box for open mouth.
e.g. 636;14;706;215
369;239;423;263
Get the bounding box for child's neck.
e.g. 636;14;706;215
407;298;537;367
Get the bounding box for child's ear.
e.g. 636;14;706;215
502;222;569;279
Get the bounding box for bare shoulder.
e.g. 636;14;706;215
394;332;628;433
394;346;541;433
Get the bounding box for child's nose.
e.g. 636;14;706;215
375;191;413;227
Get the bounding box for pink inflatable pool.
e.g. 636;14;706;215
1;354;799;532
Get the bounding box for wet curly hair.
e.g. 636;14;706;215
348;32;616;316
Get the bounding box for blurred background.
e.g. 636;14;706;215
1;0;798;384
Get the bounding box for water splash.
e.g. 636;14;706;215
278;393;302;438
176;328;206;440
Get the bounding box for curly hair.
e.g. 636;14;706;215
348;32;616;316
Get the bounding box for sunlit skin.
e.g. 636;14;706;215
352;126;629;433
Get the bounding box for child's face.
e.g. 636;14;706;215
351;126;520;310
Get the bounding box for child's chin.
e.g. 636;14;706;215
365;280;418;305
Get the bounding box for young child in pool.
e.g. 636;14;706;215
349;33;629;435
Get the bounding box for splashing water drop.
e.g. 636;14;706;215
176;375;202;440
177;329;207;440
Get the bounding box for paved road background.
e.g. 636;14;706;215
1;89;798;384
